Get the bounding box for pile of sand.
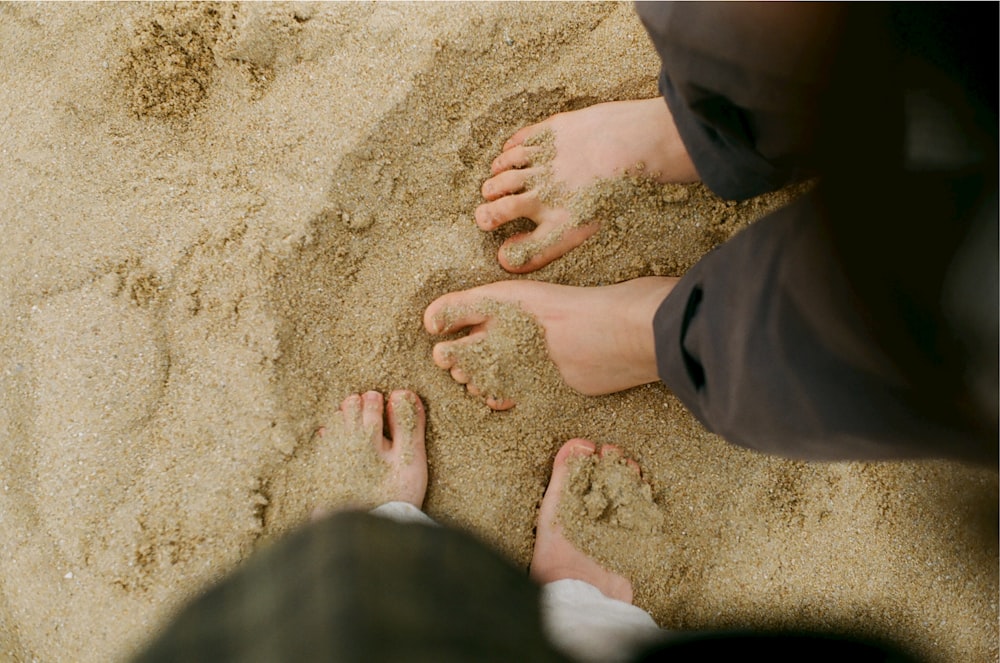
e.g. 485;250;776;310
0;3;995;662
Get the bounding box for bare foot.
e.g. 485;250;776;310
476;98;698;273
321;390;428;507
531;439;635;603
423;277;678;409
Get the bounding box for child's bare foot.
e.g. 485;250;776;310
531;439;635;603
321;390;428;508
423;277;677;409
477;98;698;273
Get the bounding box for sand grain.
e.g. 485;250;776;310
0;4;995;663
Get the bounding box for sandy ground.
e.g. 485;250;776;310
0;3;996;662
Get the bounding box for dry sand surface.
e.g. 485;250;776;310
0;3;996;662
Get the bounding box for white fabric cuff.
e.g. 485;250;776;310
541;578;666;663
369;501;437;526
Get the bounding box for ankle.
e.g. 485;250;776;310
645;98;699;183
617;277;677;386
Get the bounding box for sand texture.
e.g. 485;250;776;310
0;3;996;662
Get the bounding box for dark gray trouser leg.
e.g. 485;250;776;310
637;3;997;462
132;511;568;663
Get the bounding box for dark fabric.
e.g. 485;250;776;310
641;2;998;462
132;511;568;663
654;193;993;462
133;514;920;663
636;2;847;201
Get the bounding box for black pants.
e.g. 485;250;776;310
637;2;998;463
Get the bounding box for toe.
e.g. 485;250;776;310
490;145;537;174
432;332;485;370
424;292;493;335
432;331;486;381
360;391;384;445
467;384;515;410
474;191;542;231
503;121;544;151
599;444;623;461
431;342;455;369
549;439;598;492
498;219;600;273
449;365;470;384
385;390;429;508
481;167;536;201
340;393;363;429
386;390;425;450
540;439;597;518
558;438;598;466
485;395;516;411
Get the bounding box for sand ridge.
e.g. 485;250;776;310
0;3;995;663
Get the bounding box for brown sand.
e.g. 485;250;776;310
0;3;996;662
437;298;564;404
560;446;665;535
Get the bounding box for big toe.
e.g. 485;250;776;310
386;390;425;454
542;439;598;514
385;390;428;507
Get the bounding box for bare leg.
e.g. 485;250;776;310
424;277;677;409
477;98;698;273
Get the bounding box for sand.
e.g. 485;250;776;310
0;3;996;662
